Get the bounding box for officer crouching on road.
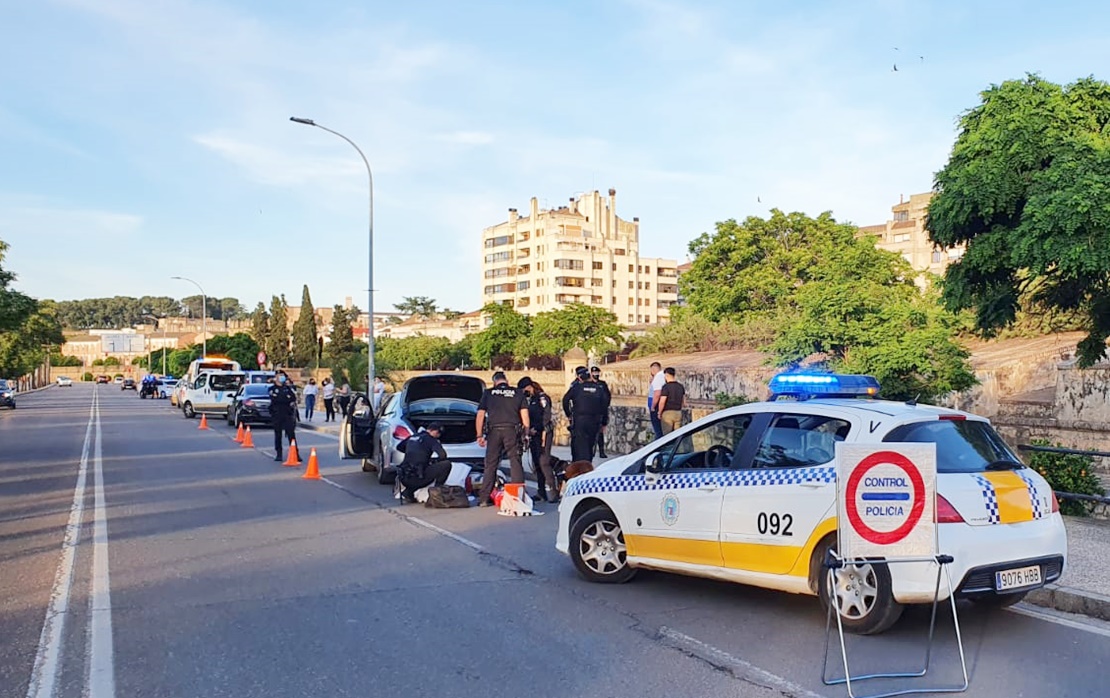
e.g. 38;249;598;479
562;366;607;462
396;422;452;504
268;370;298;462
518;377;560;503
475;371;530;507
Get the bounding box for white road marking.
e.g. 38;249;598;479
89;393;116;697
658;627;829;698
25;390;96;698
1009;603;1110;639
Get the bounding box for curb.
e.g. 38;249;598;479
1026;584;1110;622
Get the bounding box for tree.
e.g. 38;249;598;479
249;302;270;344
266;295;289;366
325;305;354;361
471;303;531;367
0;300;65;377
50;353;83;367
377;335;453;371
393;296;438;319
1;240;41;332
928;74;1110;366
218;297;246;321
517;303;623;358
290;285;318;367
206;333;262;370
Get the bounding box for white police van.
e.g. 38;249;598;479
556;372;1067;634
179;370;245;419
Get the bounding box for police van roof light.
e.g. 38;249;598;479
768;372;880;400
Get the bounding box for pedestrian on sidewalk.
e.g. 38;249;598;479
303;378;318;421
656;367;686;435
338;382;352;418
519;377;560;503
648;362;665;440
590;366;612;459
268;370;298;461
321;377;336;422
475;371;530;507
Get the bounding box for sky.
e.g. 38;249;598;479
2;0;1107;315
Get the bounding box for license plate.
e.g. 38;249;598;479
995;565;1042;591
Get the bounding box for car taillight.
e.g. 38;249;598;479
1050;491;1060;513
464;475;474;494
938;414;966;421
393;425;412;441
936;495;964;523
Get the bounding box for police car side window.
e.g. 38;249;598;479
666;415;752;470
752;414;849;469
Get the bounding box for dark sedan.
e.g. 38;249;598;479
121;378;137;391
0;379;14;409
227;383;273;427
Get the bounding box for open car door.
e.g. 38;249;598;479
339;393;377;459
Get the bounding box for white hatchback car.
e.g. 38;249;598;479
56;376;73;387
556;373;1066;635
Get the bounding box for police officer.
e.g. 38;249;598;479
268;370;298;462
397;422;452;504
475;371;530;507
562;366;607;462
518;377;560;503
589;366;612;459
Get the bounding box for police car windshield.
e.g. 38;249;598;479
883;419;1023;474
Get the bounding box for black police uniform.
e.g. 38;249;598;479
593;377;612;458
525;389;559;501
268;381;298;460
562;377;607;462
397;430;451;502
476;381;527;504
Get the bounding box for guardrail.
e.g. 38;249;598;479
1017;444;1110;506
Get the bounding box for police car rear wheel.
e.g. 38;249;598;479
571;507;635;584
816;540;902;635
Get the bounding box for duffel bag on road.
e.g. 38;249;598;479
425;485;469;508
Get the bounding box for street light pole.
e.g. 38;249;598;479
289;116;375;392
171;276;207;359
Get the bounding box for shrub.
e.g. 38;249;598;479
82;372;93;382
714;392;754;409
1026;439;1106;517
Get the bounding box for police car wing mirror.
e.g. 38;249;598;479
645;452;664;474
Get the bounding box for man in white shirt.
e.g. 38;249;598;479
648;361;665;440
372;376;386;411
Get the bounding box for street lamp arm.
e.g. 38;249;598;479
171;276;207;359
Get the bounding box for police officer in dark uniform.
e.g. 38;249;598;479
397;422;452;503
268;370;298;462
475;371;530;507
518;377;560;503
590;366;612;459
562;366;607;462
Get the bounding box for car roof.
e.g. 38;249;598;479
755;397;982;421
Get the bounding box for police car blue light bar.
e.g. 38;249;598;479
768;372;880;400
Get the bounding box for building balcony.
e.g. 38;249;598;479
555;277;586;288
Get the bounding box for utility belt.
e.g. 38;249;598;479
487;423;520;431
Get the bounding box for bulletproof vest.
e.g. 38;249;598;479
571;382;606;417
528;393;551;428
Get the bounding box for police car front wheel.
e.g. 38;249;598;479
570;507;635;584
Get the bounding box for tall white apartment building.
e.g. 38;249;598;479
480;189;679;325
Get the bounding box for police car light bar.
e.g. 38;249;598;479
768;372;880;400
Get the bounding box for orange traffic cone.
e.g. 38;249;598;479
283;440;302;467
234;423;244;443
302;448;320;480
240;426;255;448
198;413;209;430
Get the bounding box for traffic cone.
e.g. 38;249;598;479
234;423;244;443
198;413;209;430
302;448;320;480
240;426;255;448
283;440;302;467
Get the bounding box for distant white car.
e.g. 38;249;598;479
158;378;178;399
56;376;73;387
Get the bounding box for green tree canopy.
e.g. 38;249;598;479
53;296;183;329
290;285;318;367
325;305;354;361
266;295;289;366
394;296;438;319
249;302;269;344
206;333;262;370
516;303;623;358
377;335;453;371
928;74;1110;366
471;303;531;367
0;240;36;332
0;300;65;377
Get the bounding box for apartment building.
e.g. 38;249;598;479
857;192;964;277
480;189;679;325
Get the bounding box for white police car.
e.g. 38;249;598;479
555;373;1067;634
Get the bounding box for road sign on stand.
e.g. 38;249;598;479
836;443;937;559
257;351;267;367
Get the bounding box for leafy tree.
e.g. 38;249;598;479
218;297;246;321
393;296;438;319
516;303;623;358
50;353;83;367
1;240;41;332
472;303;531;368
442;308;463;320
249;302;270;344
266;295;289;366
103;356;121;366
377;335;453;371
928;74;1110;366
330;342;369;392
0;300;65;377
206;333;262;370
325;305;354;361
290;285;318;367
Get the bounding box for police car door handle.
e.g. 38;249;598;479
800;481;829;489
697;482;719;492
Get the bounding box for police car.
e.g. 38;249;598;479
555;373;1067;634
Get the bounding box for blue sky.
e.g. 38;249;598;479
2;0;1107;315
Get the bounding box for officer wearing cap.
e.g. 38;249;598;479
589;366;612;459
518;376;560;503
267;370;298;462
396;422;451;504
475;371;530;507
562;365;607;462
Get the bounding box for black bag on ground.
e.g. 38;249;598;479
425;485;469;508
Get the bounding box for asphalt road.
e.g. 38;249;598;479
3;384;1110;698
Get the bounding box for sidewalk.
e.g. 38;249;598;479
301;419;1110;620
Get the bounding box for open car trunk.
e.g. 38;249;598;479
409;414;477;445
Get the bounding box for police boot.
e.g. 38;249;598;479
534;488;548;503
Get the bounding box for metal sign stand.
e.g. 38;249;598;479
821;550;969;698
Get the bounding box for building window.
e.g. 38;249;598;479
644;282;651;290
645;266;651;274
517;281;530;291
612;263;617;271
931;250;944;263
592;261;603;270
628;281;634;289
628;297;634;306
894;211;909;222
645;316;651;323
484;234;513;248
615;249;626;256
628;264;634;273
892;233;911;243
612;296;617;304
628;315;634;322
591;278;603;286
554;259;584;270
